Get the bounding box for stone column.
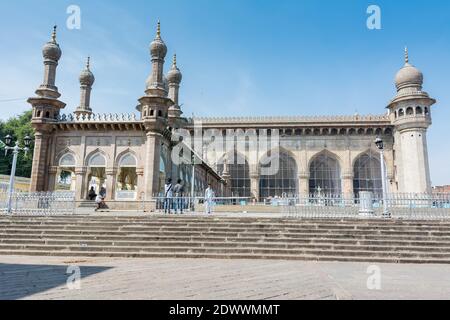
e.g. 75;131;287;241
298;173;310;197
106;167;117;201
48;166;59;192
342;172;354;199
250;174;260;202
74;166;87;201
136;168;145;200
144;132;162;199
30;132;50;192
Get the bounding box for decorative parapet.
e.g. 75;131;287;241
188;114;390;124
57;113;141;123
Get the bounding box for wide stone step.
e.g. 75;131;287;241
3;249;450;264
3;219;450;228
2;229;449;243
3;218;450;228
2;225;449;237
4;220;450;231
4;235;450;248
3;238;450;254
2;243;450;260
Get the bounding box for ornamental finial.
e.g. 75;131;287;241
51;25;57;43
86;56;91;69
173;54;177;67
156;20;161;39
405;46;409;64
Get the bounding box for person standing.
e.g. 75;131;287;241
204;183;215;215
164;178;173;214
173;179;185;214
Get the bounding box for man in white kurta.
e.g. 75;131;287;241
204;184;215;215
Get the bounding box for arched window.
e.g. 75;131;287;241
217;152;251;198
119;153;137;167
406;107;414;115
259;151;298;199
353;153;382;197
309;153;341;196
398;109;405;117
425;107;430;116
56;153;76;192
89;153;106;167
116;153;138;199
158;110;162;117
87;153;107;199
416;106;423;115
59;153;76;167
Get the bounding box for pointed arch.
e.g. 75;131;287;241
55;148;79;167
308;150;342;196
217;150;251;197
259;148;298;199
353;150;382;197
115;149;139;167
85;149;109;167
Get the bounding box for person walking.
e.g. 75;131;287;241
164;178;173;214
173;179;185;214
204;183;215;215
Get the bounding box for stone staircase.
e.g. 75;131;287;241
1;215;450;264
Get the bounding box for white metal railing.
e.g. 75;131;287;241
0;192;76;215
282;192;450;220
57;113;139;123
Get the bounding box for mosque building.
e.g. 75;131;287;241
27;23;436;207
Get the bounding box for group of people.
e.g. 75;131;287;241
88;186;107;212
164;178;215;215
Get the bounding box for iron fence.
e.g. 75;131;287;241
153;196;253;214
283;193;450;220
0;192;76;215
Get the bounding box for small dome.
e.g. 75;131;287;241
167;54;182;84
150;22;167;58
79;58;95;86
42;26;61;61
395;64;423;89
395;48;423;90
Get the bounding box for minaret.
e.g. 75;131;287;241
137;21;175;199
75;57;95;117
27;26;67;192
145;21;168;97
167;54;183;120
35;26;62;99
388;47;436;194
137;21;174;121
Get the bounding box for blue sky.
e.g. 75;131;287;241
0;0;449;185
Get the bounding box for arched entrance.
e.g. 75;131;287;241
259;150;298;200
309;153;342;196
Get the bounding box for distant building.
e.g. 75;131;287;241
26;23;437;208
433;186;450;194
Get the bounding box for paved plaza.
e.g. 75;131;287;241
0;256;450;300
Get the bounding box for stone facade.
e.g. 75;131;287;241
26;26;436;204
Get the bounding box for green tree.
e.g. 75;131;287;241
0;111;34;178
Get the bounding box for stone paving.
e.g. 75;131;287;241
1;256;450;300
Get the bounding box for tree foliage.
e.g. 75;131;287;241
0;111;34;178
